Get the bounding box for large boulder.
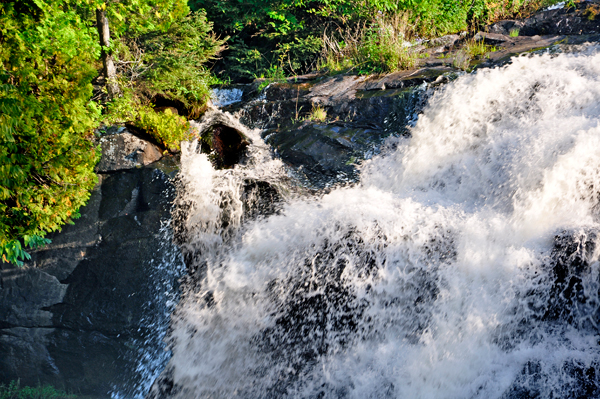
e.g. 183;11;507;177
95;126;163;173
192;110;250;169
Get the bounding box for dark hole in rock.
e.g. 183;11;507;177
154;106;179;115
211;123;249;168
152;95;186;117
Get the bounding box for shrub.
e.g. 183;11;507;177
321;13;417;74
130;11;225;118
0;0;101;265
191;0;564;80
104;90;192;151
136;107;191;151
102;10;223;153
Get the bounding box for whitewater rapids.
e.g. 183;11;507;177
153;45;600;399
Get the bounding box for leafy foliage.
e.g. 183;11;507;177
191;0;563;80
103;0;190;37
130;11;225;118
136;107;192;151
103;8;223;151
0;0;101;265
104;90;192;150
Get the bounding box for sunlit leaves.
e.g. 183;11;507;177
0;1;101;265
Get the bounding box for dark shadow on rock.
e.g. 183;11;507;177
212;124;249;168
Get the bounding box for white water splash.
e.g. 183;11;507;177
176;110;289;257
546;1;565;11
211;88;244;108
156;45;600;398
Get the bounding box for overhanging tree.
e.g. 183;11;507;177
0;0;224;265
0;0;102;265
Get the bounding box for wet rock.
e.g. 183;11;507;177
488;20;525;36
307;75;367;105
502;359;600;399
193;111;250;168
542;229;600;328
238;75;429;187
242;179;282;220
427;34;461;48
473;31;513;45
265;82;311;102
211;124;249;168
96;127;163;173
360;67;454;91
489;2;600;36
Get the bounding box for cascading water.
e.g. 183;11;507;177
150;45;600;398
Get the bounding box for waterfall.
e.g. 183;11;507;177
150;44;600;398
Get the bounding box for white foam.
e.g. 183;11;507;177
546;1;565;11
211;88;244;108
159;45;600;398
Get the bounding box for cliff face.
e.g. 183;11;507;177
0;129;184;397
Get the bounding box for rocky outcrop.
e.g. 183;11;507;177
489;1;600;36
192;110;250;169
96;126;163;172
231;69;441;186
0;132;183;397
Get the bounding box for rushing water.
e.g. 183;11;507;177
150;45;600;398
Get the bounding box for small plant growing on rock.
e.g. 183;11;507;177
465;39;496;59
584;4;600;20
453;38;497;70
308;104;327;122
135;107;191;152
509;28;520;37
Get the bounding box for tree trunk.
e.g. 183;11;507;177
96;8;120;100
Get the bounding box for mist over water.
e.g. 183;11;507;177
154;46;600;398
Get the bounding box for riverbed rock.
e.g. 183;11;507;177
238;70;434;186
473;31;513;45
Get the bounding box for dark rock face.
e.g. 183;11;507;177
238;73;434;187
0;155;182;397
211;124;249;168
192;110;250;169
489;2;600;36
